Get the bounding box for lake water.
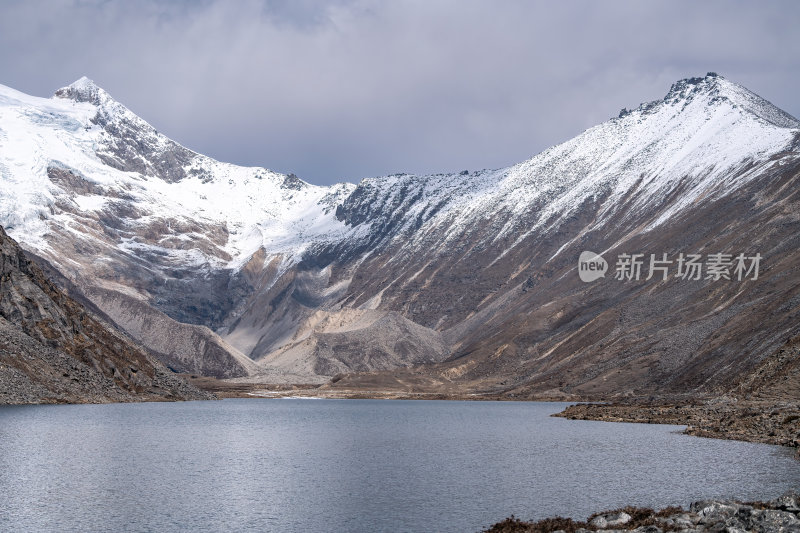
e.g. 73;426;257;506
0;399;798;532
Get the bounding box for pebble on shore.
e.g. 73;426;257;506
483;490;800;533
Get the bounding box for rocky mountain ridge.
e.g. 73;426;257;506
0;225;209;403
1;73;798;397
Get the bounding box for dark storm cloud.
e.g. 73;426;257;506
0;0;798;185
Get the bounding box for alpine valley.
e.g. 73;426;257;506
1;73;799;405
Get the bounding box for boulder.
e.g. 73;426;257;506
590;511;632;529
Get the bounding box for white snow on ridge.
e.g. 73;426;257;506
0;82;102;249
0;73;797;277
0;78;354;271
338;75;799;263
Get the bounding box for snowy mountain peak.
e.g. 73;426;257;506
54;76;108;106
660;73;800;129
665;72;725;100
2;75;799;385
70;75;97;89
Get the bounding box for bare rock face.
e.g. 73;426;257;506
28;166;254;379
0;225;210;404
83;286;257;378
732;335;800;402
244;309;448;383
308;77;800;397
54;76;209;184
2;74;800;395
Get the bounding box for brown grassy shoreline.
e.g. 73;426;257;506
556;400;800;457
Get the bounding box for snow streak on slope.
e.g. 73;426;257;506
0;83;98;249
1;74;796;283
0;77;356;276
329;74;799;269
1;73;798;383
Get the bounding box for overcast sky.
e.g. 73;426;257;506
1;0;798;186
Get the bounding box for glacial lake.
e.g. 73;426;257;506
1;399;798;532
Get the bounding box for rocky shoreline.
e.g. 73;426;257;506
484;491;800;532
555;399;800;458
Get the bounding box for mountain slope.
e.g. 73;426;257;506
0;225;210;404
325;77;800;397
1;73;798;397
0;77;350;377
235;73;800;396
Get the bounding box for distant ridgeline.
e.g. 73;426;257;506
0;73;798;399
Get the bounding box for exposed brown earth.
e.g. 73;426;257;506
12;75;797;400
5;76;800;414
187;374;506;400
557;400;799;454
185;375;323;398
237;129;800;396
0;226;211;404
556;334;800;455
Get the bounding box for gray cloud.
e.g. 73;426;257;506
1;0;798;185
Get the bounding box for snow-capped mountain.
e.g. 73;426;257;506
0;76;355;274
1;73;798;396
0;77;355;377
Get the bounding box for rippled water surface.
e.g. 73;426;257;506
1;399;798;532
